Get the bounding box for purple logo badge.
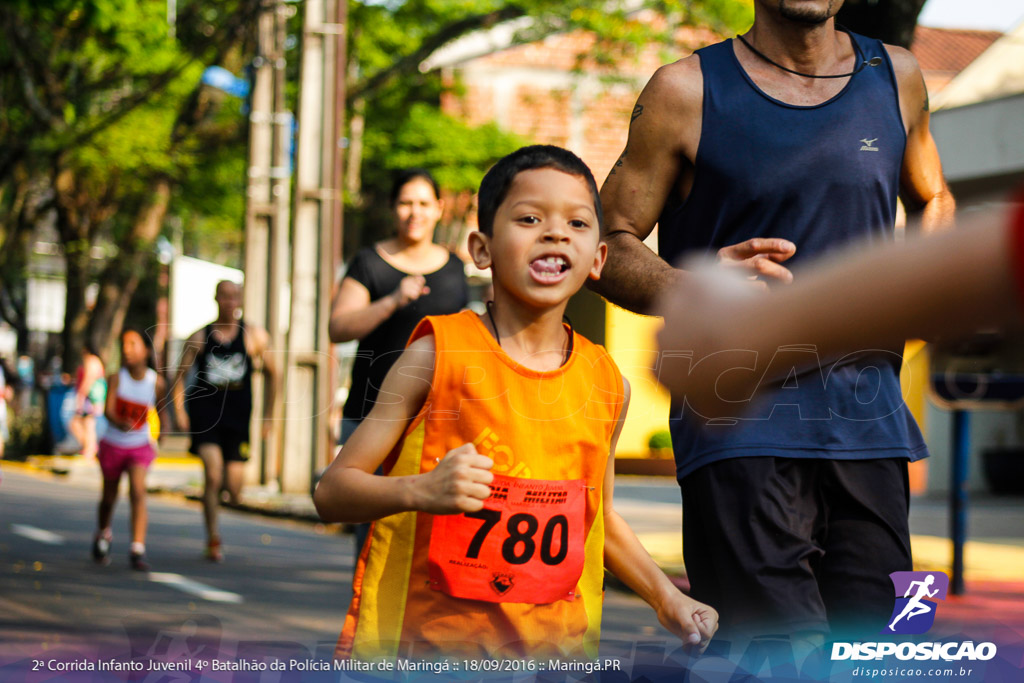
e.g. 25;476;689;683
883;571;949;634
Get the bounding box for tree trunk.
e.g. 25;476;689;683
53;167;92;371
836;0;928;48
88;175;172;356
53;165;119;369
0;176;34;353
60;234;91;372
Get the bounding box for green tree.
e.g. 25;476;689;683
0;0;260;366
343;0;755;251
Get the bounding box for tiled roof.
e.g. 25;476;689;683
911;26;1002;74
471;23;719;76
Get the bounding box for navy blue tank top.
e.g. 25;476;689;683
663;34;928;479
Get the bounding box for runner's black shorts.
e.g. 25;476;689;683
680;456;912;640
187;407;250;462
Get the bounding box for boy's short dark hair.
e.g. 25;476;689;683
477;145;603;237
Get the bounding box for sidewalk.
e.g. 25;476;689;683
8;451;1024;636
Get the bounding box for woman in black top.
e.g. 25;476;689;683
328;169;468;569
329;169;469;437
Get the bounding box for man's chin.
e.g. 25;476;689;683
778;0;836;25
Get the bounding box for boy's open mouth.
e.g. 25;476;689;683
529;255;571;283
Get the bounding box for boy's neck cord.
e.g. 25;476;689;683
485;300;574;365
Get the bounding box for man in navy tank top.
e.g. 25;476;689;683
593;0;954;647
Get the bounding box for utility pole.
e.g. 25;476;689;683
280;0;345;493
242;0;292;487
265;0;295;485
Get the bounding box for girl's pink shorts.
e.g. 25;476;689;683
97;441;156;480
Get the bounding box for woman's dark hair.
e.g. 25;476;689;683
476;145;603;237
120;326;156;370
389;168;441;205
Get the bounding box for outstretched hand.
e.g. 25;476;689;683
717;238;796;288
415;443;494;515
657;592;719;653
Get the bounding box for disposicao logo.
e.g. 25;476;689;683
830;570;998;663
884;570;948;635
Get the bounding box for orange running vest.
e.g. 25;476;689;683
337;310;625;661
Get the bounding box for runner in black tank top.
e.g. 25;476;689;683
188;321;254;441
173;281;277;563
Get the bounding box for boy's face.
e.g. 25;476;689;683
470;168;606;309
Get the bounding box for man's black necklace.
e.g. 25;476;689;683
485;300;573;366
736;29;882;80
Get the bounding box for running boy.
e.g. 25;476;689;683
314;145;718;661
92;328;167;571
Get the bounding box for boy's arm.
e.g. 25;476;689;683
601;378;718;648
313;335;494;523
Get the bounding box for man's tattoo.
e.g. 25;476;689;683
631;104;644;123
921;75;929;112
609;149;628;175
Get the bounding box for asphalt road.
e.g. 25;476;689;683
0;467;691;681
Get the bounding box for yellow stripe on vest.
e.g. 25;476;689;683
351;419;427;660
580;496;605;658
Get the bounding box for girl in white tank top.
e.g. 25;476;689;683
93;328;168;571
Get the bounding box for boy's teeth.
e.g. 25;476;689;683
532;256;566;275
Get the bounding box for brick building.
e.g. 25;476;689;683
432;16;718;188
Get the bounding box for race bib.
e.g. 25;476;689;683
114;396;149;431
428;475;587;604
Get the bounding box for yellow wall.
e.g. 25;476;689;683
603;303;933;469
901;340;930;493
901;340;929;426
605;305;672;458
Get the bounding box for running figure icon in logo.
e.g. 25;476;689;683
884;571;949;634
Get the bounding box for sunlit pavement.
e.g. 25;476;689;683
4;453;1023;674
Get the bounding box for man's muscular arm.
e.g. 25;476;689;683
593;56;796;314
589;62;697;313
888;46;955;233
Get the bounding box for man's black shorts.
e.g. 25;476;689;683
187;409;250;463
680;456;912;639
